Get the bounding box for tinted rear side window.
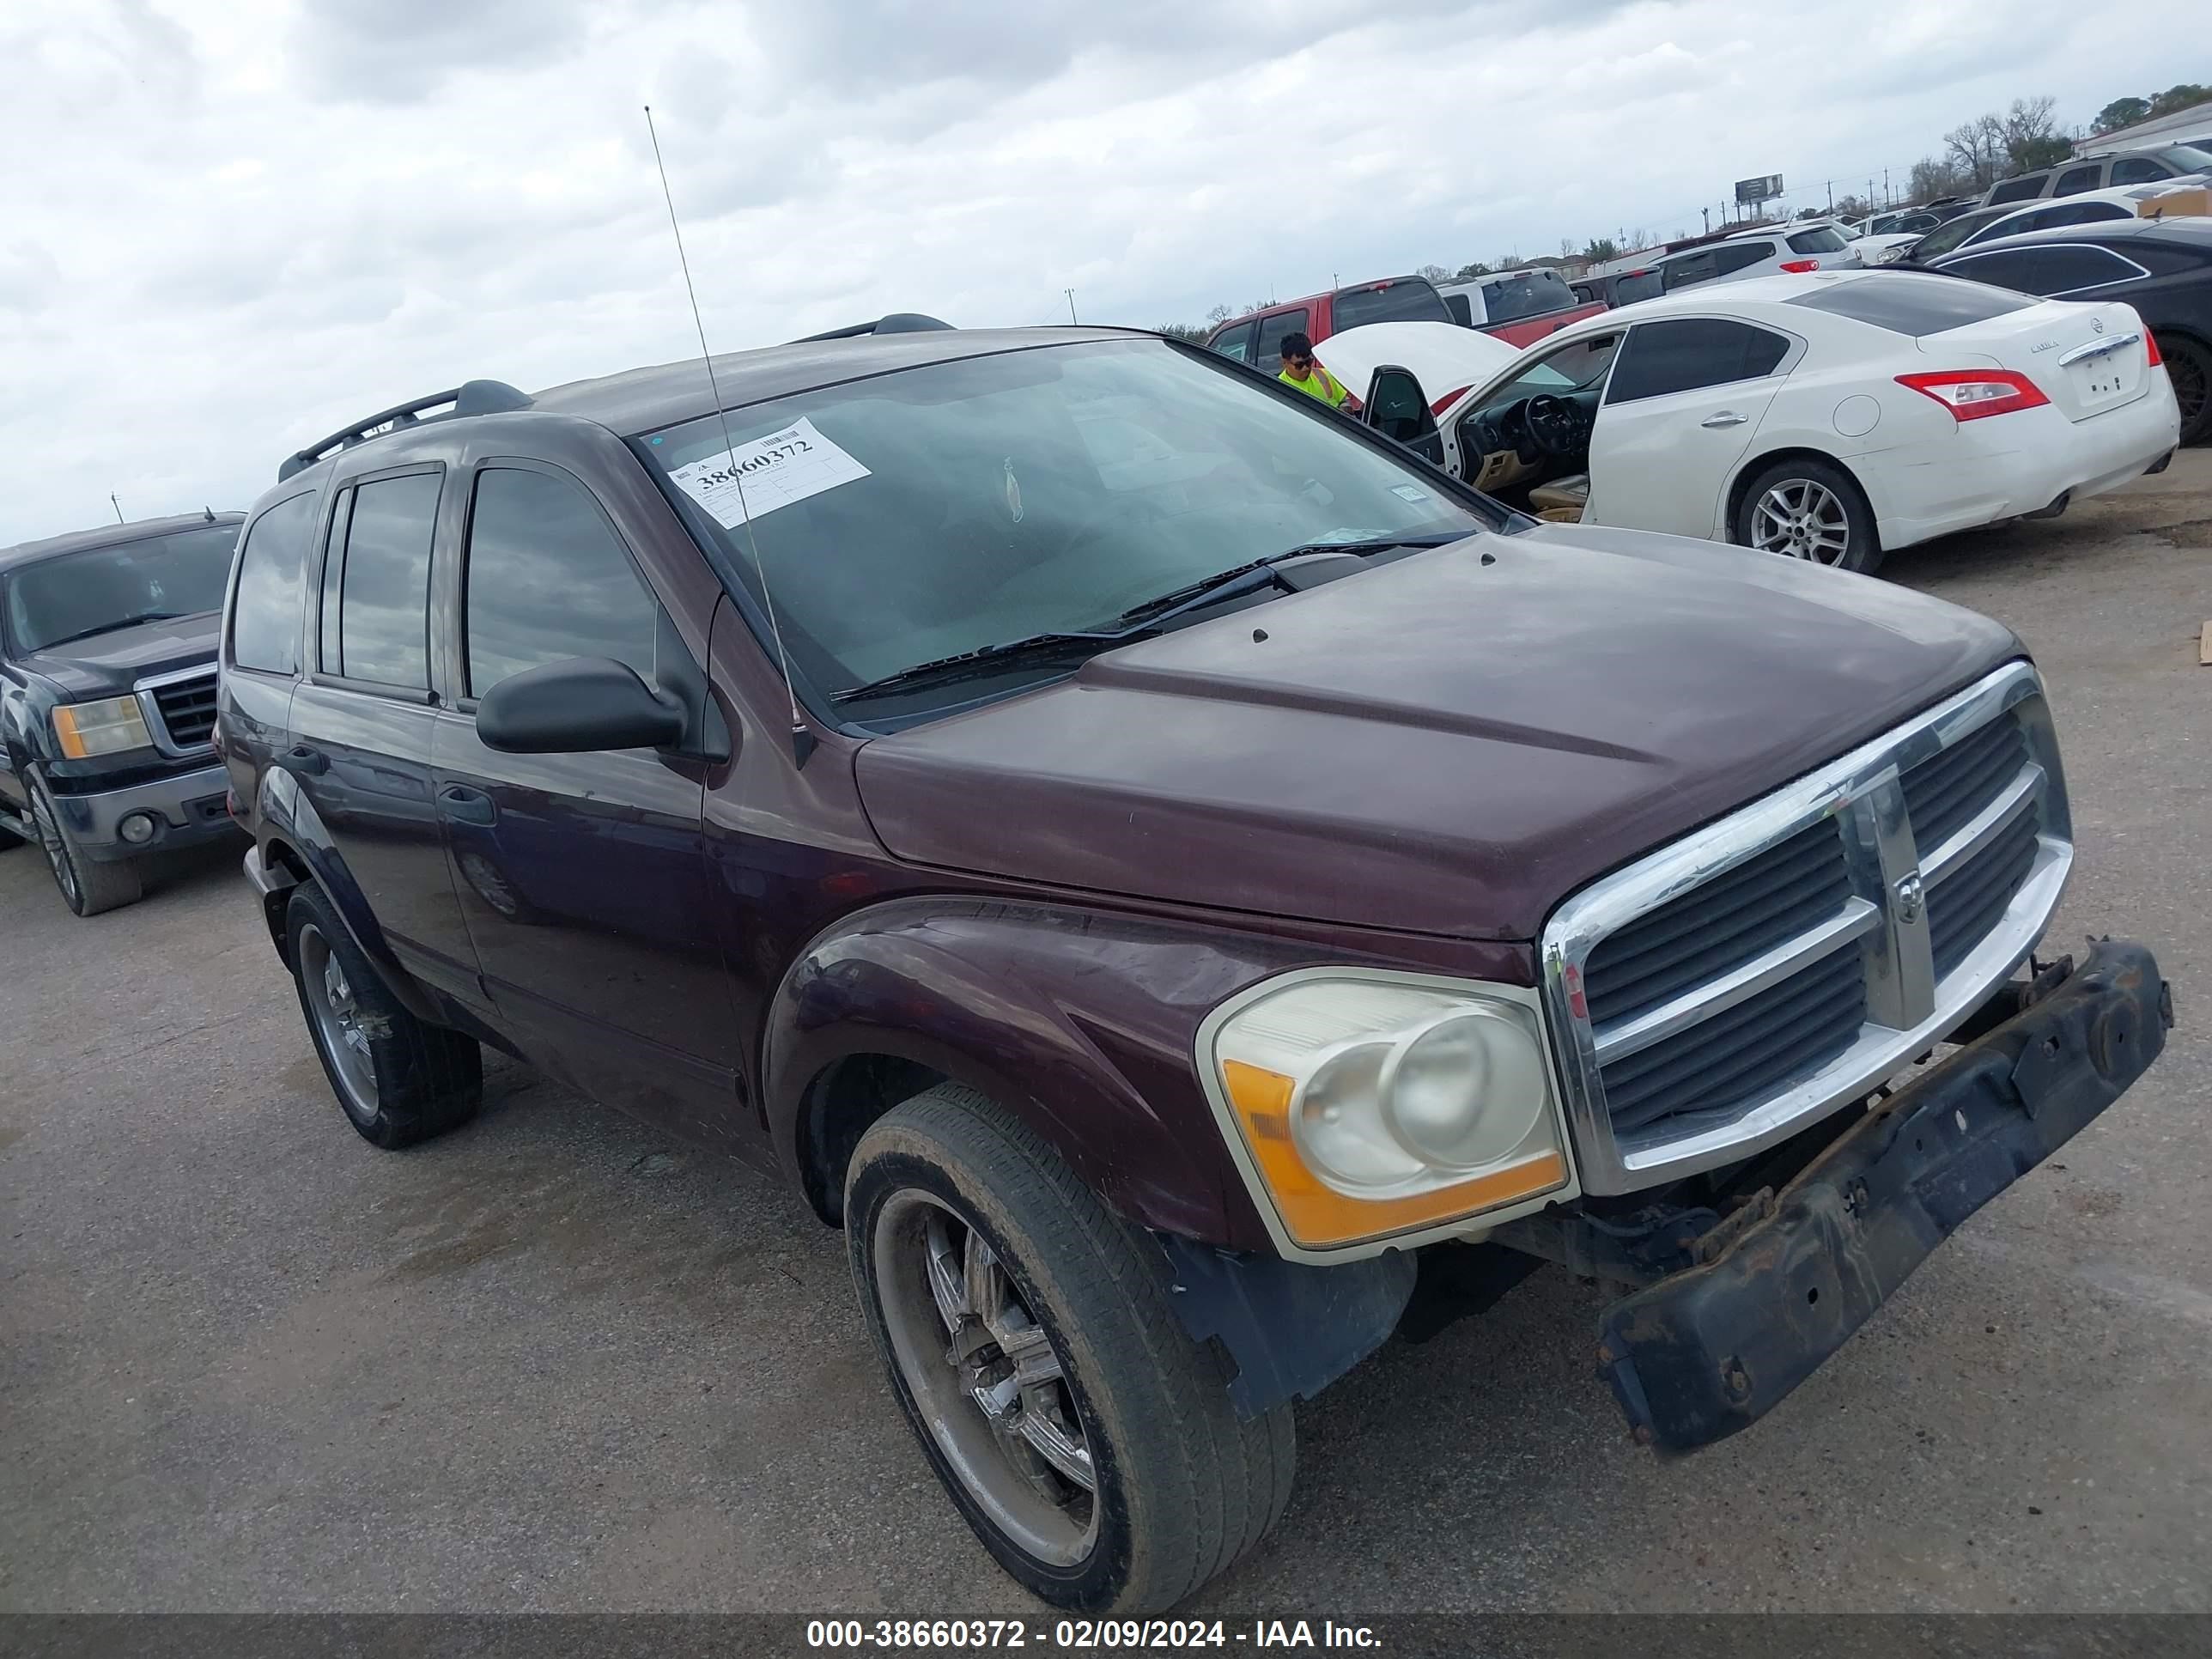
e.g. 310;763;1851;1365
335;471;442;688
2030;245;2145;293
465;468;659;696
231;494;316;674
2111;156;2169;185
1936;250;2038;290
1715;242;1773;274
1332;282;1452;331
2054;165;2101;196
1252;309;1311;374
1605;319;1792;404
1986;174;2048;204
1784;277;2033;335
1787;228;1849;254
1613;270;1662;304
1209;319;1257;362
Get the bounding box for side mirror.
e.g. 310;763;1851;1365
476;657;686;755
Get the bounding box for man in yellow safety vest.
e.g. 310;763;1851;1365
1276;331;1348;407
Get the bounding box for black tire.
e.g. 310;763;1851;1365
1731;454;1883;575
2160;331;2211;446
27;770;143;916
284;883;481;1149
846;1085;1296;1615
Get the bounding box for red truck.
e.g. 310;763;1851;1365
1204;272;1607;377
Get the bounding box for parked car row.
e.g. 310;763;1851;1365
1315;268;2182;572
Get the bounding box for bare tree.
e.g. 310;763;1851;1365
1417;264;1451;283
2001;94;2069;171
1204;303;1232;325
1909;155;1970;202
1945;113;2008;188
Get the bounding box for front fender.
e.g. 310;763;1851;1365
763;896;1337;1252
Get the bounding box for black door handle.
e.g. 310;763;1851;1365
284;744;329;776
437;782;496;826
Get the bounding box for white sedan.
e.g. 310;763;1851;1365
1313;270;2182;574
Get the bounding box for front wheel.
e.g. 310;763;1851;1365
846;1085;1296;1614
27;771;143;916
1732;455;1883;574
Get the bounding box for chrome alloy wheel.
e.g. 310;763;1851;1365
299;921;379;1115
29;787;76;907
1749;477;1852;563
872;1191;1098;1565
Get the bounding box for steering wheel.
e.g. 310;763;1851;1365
1522;393;1581;459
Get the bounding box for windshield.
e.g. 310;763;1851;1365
2160;143;2212;172
641;340;1490;716
1907;207;2008;259
1480;335;1620;410
4;522;239;653
1479;269;1575;323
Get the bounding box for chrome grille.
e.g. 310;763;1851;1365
1545;662;2072;1194
143;670;218;750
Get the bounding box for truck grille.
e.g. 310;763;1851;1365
148;672;218;750
1546;663;2071;1194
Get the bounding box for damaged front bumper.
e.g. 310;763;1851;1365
1595;939;2172;1453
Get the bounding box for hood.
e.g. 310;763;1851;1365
854;530;2019;941
1314;322;1523;413
14;612;221;700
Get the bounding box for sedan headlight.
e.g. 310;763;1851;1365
52;695;155;759
1206;975;1571;1249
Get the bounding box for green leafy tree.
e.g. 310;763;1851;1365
2150;83;2209;117
1582;236;1621;262
2094;95;2151;132
1453;260;1492;279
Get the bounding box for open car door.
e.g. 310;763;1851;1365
1359;366;1445;466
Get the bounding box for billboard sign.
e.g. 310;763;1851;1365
1735;173;1784;205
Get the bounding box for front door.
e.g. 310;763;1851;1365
428;459;741;1144
1584;317;1793;539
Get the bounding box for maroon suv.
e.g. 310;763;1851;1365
217;319;2170;1615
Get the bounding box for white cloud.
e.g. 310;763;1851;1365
0;0;2195;542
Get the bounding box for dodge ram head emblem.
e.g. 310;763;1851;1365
1894;871;1927;924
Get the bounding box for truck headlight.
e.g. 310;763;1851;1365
53;695;155;759
1206;975;1571;1249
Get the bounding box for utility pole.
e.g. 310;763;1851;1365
1701;206;1710;234
1826;180;1834;211
110;494;123;524
1064;289;1078;325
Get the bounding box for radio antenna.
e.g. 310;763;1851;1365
644;104;813;766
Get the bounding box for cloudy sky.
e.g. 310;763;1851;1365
0;0;2199;543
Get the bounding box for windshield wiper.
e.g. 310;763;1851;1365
831;532;1474;708
34;611;188;650
1114;532;1471;625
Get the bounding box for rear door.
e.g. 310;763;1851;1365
289;464;482;999
428;456;742;1143
1251;308;1311;375
1584;317;1793;538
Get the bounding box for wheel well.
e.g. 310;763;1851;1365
799;1054;948;1227
259;837;312;963
1724;447;1869;541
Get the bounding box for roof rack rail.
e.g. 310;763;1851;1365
277;379;534;482
790;313;954;343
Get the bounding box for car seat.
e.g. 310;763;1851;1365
1527;474;1589;522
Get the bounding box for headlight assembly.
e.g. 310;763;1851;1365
1206;975;1571;1250
53;695;155;759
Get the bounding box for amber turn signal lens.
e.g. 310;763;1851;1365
1220;1058;1567;1248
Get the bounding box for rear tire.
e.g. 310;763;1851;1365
27;771;143;916
284;883;481;1149
846;1085;1296;1615
2160;331;2210;446
1732;455;1883;575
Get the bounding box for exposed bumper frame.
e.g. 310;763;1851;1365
1595;939;2172;1453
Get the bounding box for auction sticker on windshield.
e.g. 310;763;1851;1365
668;416;871;527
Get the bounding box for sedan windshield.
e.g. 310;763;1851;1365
640;339;1491;715
3;522;239;653
1908;207;2009;259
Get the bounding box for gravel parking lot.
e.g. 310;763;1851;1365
5;451;2209;1618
